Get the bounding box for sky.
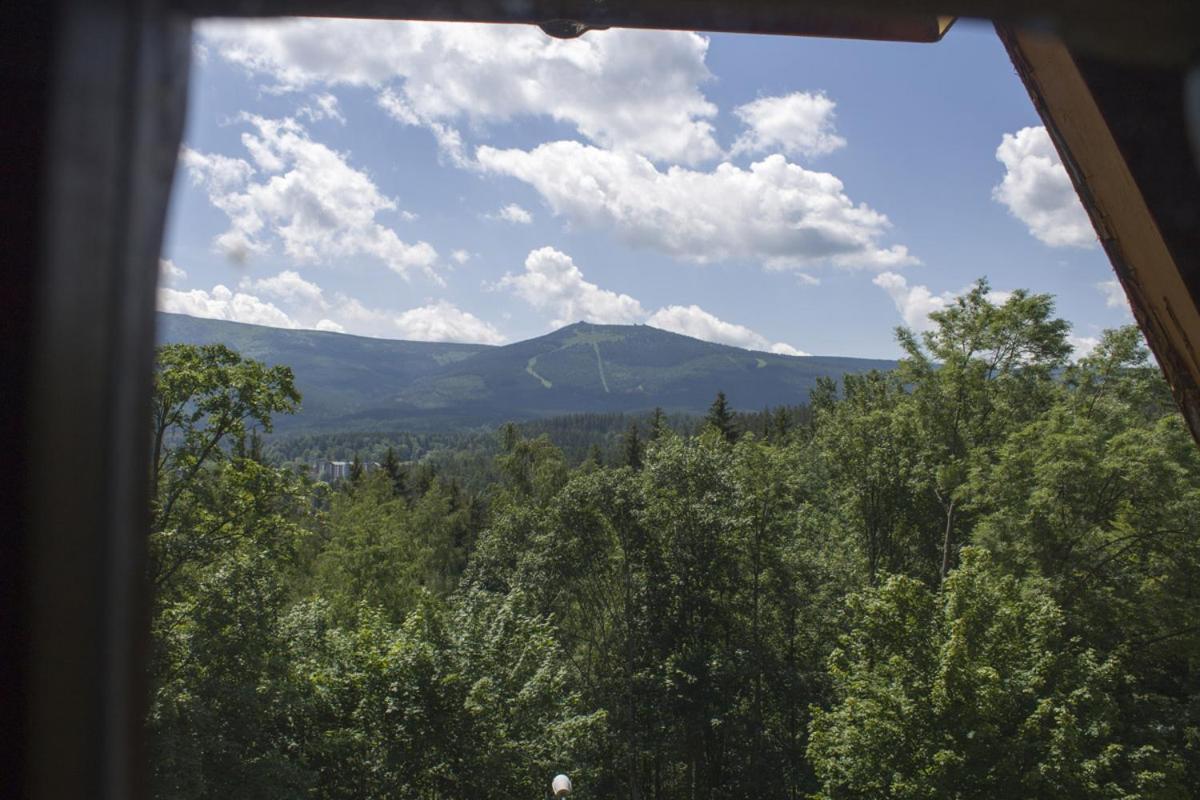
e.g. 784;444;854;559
159;17;1132;359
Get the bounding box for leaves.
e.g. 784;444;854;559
146;304;1200;800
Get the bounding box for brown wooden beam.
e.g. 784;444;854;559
999;25;1200;443
169;0;1200;64
171;0;954;43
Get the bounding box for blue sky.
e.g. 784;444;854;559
160;17;1130;358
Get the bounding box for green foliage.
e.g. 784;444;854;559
150;343;301;587
814;370;931;583
148;346;309;799
148;298;1200;800
311;471;426;622
275;593;606;800
705;390;738;443
895;280;1073;581
462;428;841;798
623;422;644;470
808;549;1185;799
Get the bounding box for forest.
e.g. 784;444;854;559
147;281;1200;799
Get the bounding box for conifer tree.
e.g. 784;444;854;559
649;407;667;441
382;446;405;497
349;452;365;484
773;406;790;443
622;423;643;470
706;391;738;443
500;421;520;453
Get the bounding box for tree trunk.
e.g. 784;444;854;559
940;498;955;582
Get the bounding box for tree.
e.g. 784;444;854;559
814;370;929;584
381;446;406;497
150;344;299;533
772;406;791;443
808;548;1183;799
149;344;301;593
623;422;644;470
147;344;309;800
649;407;668;441
966;326;1200;788
144;309;1200;799
705;391;738;443
500;421;520;452
895;280;1071;581
313;470;425;623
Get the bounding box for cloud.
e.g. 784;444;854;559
182;115;439;279
241;269;327;306
731;92;846;160
874;272;1019;332
199;19;720;164
159;265;506;344
993;126;1095;248
378;88;473;167
298;92;346;124
1097;278;1132;316
451;249;471;264
873;272;951;331
647;304;809;355
394;300;506;344
315;318;346;333
500;247;807;354
489;203;533;224
158;284;301;329
180;149;254;194
159;258;187;287
477;142;915;271
1069;335;1100;359
498;247;646;327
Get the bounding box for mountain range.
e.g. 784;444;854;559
157;313;898;431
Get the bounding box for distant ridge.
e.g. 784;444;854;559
157;313;898;431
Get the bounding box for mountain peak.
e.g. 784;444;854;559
157;311;897;432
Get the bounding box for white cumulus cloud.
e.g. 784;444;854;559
162;266;505;344
477;142;914;271
181;115;439;280
1069;335;1100;359
158;284;301;329
873;272;951;331
490;203;533;224
394;300;506;344
501;247;807;354
874;272;1019;332
993;126;1095;248
315;318;346;333
199;19;721;164
241;269;327;306
498;247;646;327
159;258;187;287
732;92;846;160
1096;278;1132;316
647;305;808;355
298;92;345;124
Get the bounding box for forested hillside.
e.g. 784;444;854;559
147;283;1200;799
158;313;895;431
